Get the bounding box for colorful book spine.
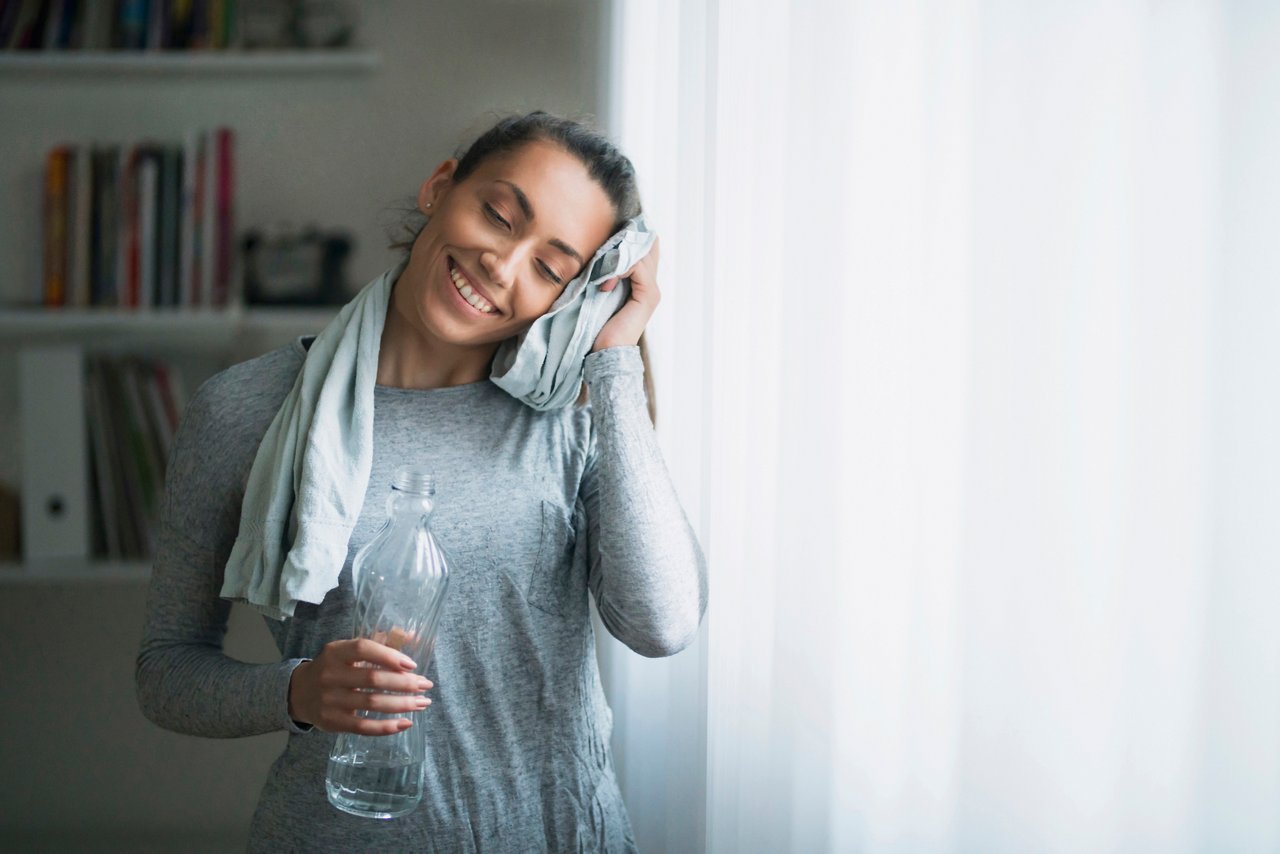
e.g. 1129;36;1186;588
200;127;215;306
118;146;140;308
41;128;236;310
43;145;70;307
216;127;235;306
180;129;198;306
117;0;148;50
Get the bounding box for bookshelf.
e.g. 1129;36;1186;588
0;49;381;75
7;305;340;583
0;305;340;349
2;39;373;580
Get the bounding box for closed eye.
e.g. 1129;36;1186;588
483;199;562;284
483;203;510;229
538;261;564;286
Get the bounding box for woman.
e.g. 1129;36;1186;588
136;112;708;852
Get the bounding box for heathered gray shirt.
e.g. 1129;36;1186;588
135;338;708;853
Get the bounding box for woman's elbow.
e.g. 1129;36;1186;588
636;617;702;658
604;585;707;658
134;647;186;732
134;651;163;726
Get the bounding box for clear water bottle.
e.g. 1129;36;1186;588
325;466;451;820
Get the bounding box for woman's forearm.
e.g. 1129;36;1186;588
135;526;310;738
581;346;709;657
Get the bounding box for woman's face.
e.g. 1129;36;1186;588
397;140;617;351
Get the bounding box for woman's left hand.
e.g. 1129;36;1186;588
592;235;661;352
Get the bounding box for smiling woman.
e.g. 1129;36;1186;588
134;111;707;852
388;112;659;419
379;138;617;388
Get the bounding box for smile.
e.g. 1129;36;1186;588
448;258;498;315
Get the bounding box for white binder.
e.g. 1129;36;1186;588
19;345;91;564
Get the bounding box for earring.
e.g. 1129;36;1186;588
425;203;432;209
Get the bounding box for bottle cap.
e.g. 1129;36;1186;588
392;466;435;496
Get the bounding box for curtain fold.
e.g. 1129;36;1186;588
608;1;1280;851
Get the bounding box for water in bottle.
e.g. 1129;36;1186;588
325;466;451;819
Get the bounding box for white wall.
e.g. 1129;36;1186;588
0;2;607;849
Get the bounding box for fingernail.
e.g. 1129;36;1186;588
399;656;417;670
399;719;414;729
416;679;432;690
415;698;431;709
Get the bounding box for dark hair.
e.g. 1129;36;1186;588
387;111;656;422
453;111;642;229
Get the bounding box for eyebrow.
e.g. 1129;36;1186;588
495;179;586;265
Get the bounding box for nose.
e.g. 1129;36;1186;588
478;245;523;290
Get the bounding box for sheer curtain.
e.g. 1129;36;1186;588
604;0;1280;851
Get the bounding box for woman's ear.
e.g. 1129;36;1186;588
418;159;459;214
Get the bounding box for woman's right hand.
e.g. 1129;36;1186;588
287;638;433;734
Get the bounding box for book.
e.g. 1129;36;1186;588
158;145;181;307
189;0;208;49
97;358;147;556
145;0;164;49
0;0;24;48
168;0;193;50
117;0;148;50
117;145;139;307
64;0;86;49
40;0;67;49
119;359;164;552
90;144;120;306
180;128;200;306
137;148;159;308
200;126;216;307
69;143;92;306
213;126;234;306
7;0;47;50
85;359;122;559
43;145;70;306
79;0;112;49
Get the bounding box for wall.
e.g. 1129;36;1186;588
0;1;606;849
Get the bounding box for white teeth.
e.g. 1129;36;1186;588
449;262;496;314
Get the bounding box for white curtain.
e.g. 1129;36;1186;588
604;0;1280;851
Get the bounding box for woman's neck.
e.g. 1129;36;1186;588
377;291;497;390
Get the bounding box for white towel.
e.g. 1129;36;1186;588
491;216;655;409
220;217;656;620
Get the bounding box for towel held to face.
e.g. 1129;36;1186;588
218;217;656;620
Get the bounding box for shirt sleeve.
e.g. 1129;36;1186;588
135;372;311;738
579;346;709;657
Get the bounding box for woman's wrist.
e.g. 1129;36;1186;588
287;659;313;726
584;345;643;382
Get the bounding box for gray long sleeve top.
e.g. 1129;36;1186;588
135;339;708;853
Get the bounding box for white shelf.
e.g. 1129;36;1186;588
0;559;151;584
0;305;339;349
0;49;381;75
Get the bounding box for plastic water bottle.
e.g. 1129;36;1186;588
325;466;451;820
